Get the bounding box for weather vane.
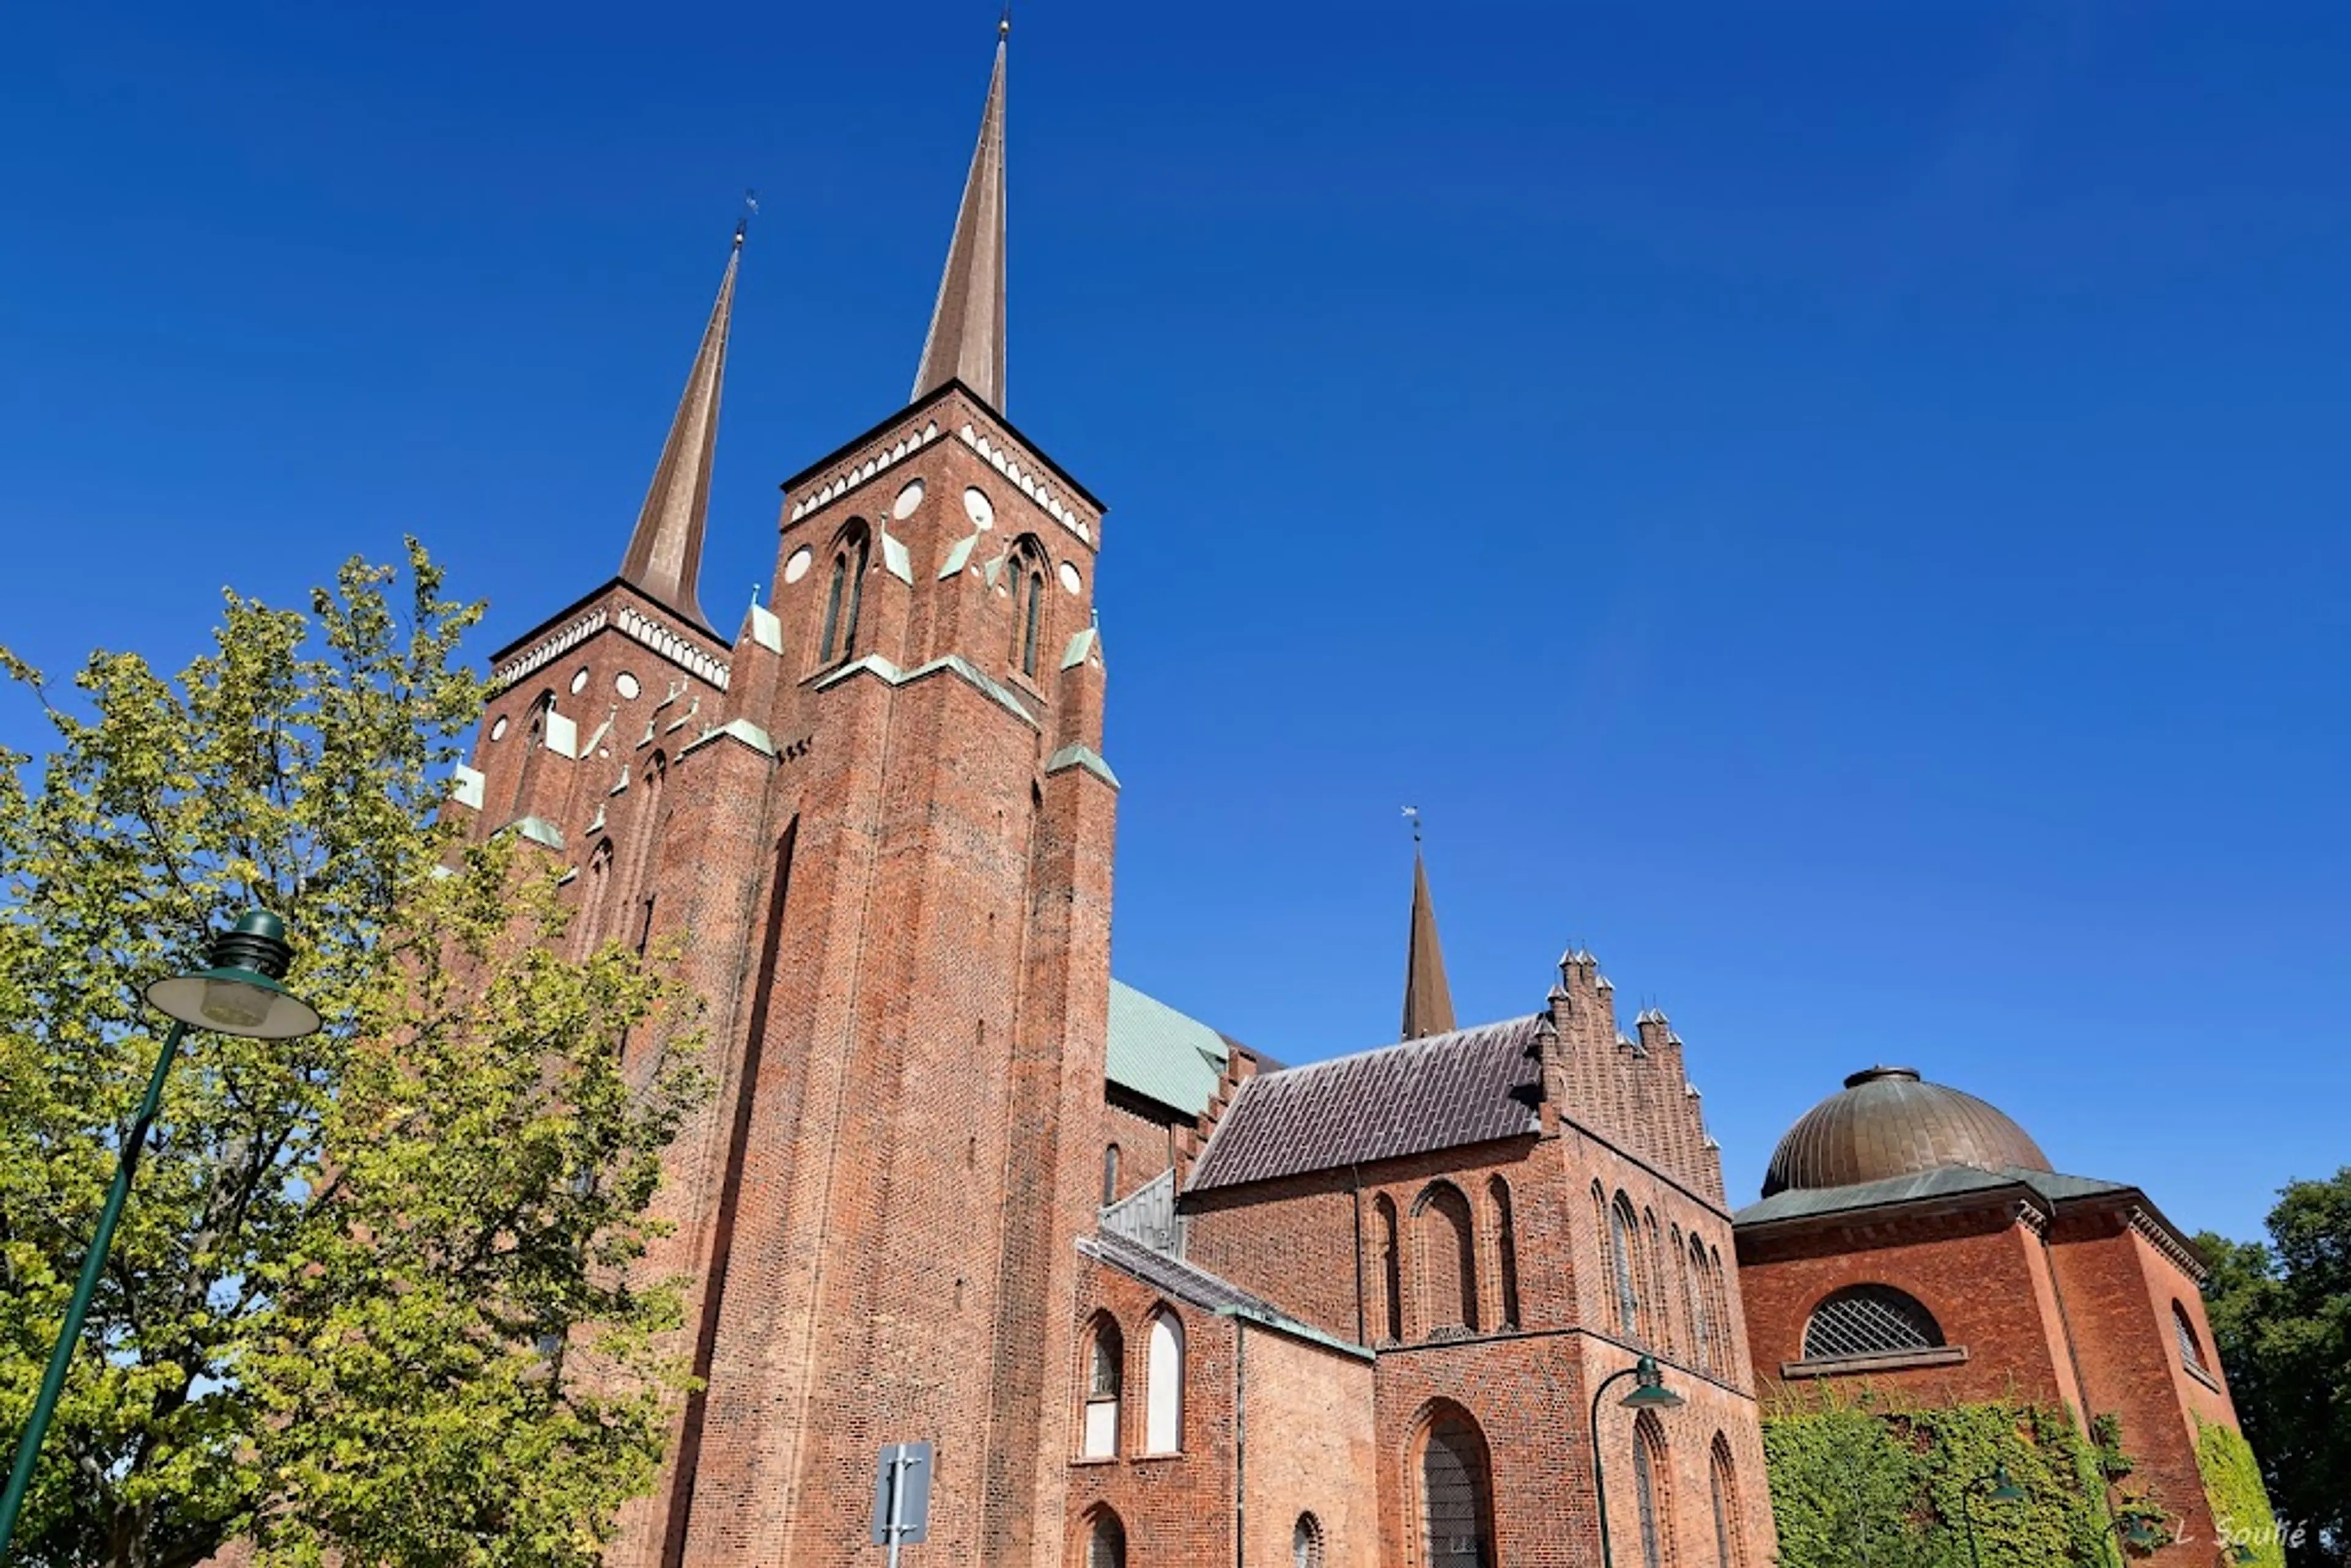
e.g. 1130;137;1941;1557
1402;805;1422;845
736;189;758;244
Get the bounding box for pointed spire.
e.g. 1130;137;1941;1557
619;226;741;630
1400;823;1457;1040
911;20;1008;410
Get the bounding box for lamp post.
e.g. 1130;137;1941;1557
0;910;321;1554
1959;1465;2028;1568
1589;1353;1685;1568
2098;1511;2167;1558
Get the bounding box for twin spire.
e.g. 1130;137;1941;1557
1401;846;1458;1040
618;26;1011;626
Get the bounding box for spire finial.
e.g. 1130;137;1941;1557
618;226;740;631
1400;820;1457;1041
736;188;757;246
911;24;1010;410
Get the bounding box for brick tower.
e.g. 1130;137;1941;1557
457;22;1117;1567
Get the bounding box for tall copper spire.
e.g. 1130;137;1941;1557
1401;846;1458;1040
910;20;1008;410
619;227;740;630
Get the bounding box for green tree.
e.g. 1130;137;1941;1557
0;545;705;1567
2199;1169;2351;1568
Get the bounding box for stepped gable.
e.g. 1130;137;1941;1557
1185;1015;1545;1193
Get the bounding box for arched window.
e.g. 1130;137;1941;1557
2173;1301;2207;1371
1687;1234;1714;1375
1706;1246;1731;1368
1802;1284;1944;1361
1414;1183;1479;1335
1646;1210;1671;1351
1610;1194;1641;1336
1101;1143;1120;1209
1633;1410;1673;1568
1085;1507;1127;1568
576;838;616;956
1008;536;1048;679
1417;1405;1495;1568
618;751;667;956
1709;1433;1745;1568
1292;1512;1325;1568
1144;1309;1184;1454
509;691;557;817
819;523;871;665
1081;1314;1122;1458
1377;1194;1404;1343
1487;1177;1521;1330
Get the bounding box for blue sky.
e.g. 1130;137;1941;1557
4;2;2345;1241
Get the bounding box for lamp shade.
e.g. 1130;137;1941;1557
144;968;322;1040
142;910;322;1040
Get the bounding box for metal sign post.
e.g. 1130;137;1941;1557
870;1441;933;1567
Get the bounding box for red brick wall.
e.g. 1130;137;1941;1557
1738;1209;2072;1408
1104;1097;1179;1206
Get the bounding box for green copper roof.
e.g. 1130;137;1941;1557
1106;979;1229;1117
1734;1164;2133;1229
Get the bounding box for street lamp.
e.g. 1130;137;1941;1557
1959;1464;2028;1568
1589;1354;1685;1568
0;910;321;1552
2100;1511;2167;1556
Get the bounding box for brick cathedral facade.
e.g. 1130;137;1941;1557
448;26;2254;1568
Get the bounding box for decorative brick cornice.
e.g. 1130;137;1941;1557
2012;1198;2051;1236
2128;1204;2210;1283
489;598;732;695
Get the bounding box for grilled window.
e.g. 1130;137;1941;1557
2173;1302;2207;1371
1081;1316;1122;1458
1633;1414;1670;1568
1087;1510;1126;1568
1802;1285;1943;1360
1611;1196;1641;1335
1419;1412;1493;1568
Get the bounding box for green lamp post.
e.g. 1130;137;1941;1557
1959;1465;2028;1568
0;910;321;1555
1589;1354;1685;1568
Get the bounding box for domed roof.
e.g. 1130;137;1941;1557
1761;1067;2053;1198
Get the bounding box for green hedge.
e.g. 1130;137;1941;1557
1762;1389;2154;1568
2194;1417;2285;1568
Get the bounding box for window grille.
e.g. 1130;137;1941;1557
1420;1414;1491;1568
2173;1302;2207;1371
1087;1512;1126;1568
1801;1285;1943;1360
1633;1422;1666;1568
1611;1197;1640;1335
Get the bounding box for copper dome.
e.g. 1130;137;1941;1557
1761;1067;2053;1198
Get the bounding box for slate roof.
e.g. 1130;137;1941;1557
1078;1229;1372;1360
1184;1014;1546;1194
1105;979;1231;1117
1734;1164;2133;1229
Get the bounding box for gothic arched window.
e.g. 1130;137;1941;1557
1709;1432;1745;1568
819;522;871;666
1008;536;1048;679
1417;1406;1495;1568
1144;1308;1184;1454
1101;1143;1120;1209
1085;1508;1127;1568
1610;1194;1641;1336
1633;1411;1673;1568
1081;1313;1122;1458
1292;1512;1325;1568
1376;1194;1403;1343
1487;1177;1521;1330
1802;1284;1943;1361
1414;1182;1479;1336
1687;1233;1715;1374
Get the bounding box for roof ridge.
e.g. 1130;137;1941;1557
1254;1011;1543;1083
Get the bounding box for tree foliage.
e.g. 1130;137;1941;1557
0;546;705;1567
1761;1388;2148;1568
2199;1169;2351;1568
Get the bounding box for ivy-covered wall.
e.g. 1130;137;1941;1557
2194;1417;2285;1568
1761;1389;2162;1568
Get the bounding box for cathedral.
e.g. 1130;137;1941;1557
448;25;2254;1568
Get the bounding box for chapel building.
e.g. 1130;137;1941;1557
449;23;1780;1568
1734;1067;2252;1564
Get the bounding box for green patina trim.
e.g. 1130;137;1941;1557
1213;1302;1377;1362
1060;627;1097;670
1044;743;1120;789
881;533;913;584
503;816;566;852
680;718;777;759
449;765;485;810
939;534;979;579
813;651;1038;730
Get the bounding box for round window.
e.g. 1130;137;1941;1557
615;672;642;700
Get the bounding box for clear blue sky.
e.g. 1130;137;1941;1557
4;2;2345;1242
